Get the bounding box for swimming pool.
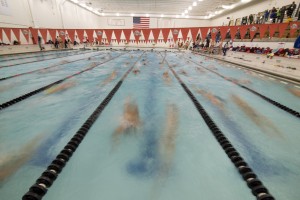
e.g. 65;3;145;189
0;49;299;200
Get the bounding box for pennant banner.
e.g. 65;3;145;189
29;28;38;44
249;25;258;39
239;25;250;39
258;24;268;39
190;28;199;41
289;22;300;37
95;29;103;42
268;24;278;38
11;28;20;42
76;29;85;42
171;28;179;42
200;27;209;41
67;29;75;42
3;28;11;42
39;29;48;42
48;29;57;41
142;29;150;43
218;26;229;41
104;29;113;44
210;27;218;42
152;29;160;43
85;29;94;42
162;28;170;43
278;23;289;38
0;28;2;42
113;29;122;44
122;29;131;42
229;26;239;41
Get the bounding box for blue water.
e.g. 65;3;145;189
0;50;299;200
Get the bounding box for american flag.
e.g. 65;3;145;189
133;17;150;29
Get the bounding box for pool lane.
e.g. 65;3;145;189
0;50;86;68
185;52;300;112
0;51;141;200
167;52;300;200
0;50;101;77
0;51;123;104
0;50;75;62
41;52;254;200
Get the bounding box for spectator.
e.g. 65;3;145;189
249;14;254;24
37;36;43;50
55;36;59;49
222;41;229;56
264;10;270;23
270;7;277;23
287;2;296;18
242;16;248;25
278;6;286;23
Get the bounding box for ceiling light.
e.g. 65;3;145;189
161;14;164;17
181;13;185;16
188;6;192;10
131;13;135;16
185;15;189;18
71;0;78;3
198;0;203;1
146;14;149;17
116;13;120;16
241;0;251;2
193;2;197;6
176;15;179;18
185;10;188;13
101;13;105;16
222;5;235;9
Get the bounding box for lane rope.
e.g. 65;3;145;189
0;51;105;82
184;55;300;118
0;52;127;111
163;54;275;200
0;50;98;69
22;52;145;200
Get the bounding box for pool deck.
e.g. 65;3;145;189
193;51;300;84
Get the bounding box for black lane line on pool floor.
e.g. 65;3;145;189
22;52;145;200
162;54;275;200
0;51;105;82
0;52;127;111
0;50;98;69
0;49;75;62
183;55;300;119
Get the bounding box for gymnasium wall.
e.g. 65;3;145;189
0;0;210;29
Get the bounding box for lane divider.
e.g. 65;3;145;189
0;52;126;111
0;49;73;58
0;51;105;82
184;56;300;118
0;49;75;62
22;52;144;200
163;55;275;200
0;50;98;69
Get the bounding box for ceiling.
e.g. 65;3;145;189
70;0;256;19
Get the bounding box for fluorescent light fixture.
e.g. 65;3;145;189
116;13;120;16
131;13;135;16
198;0;203;1
146;14;149;17
185;10;188;13
241;0;251;2
176;15;179;18
181;13;185;16
161;14;164;17
222;5;235;9
188;6;192;10
101;13;105;16
193;2;197;6
185;15;189;18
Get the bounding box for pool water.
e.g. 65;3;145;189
0;49;299;200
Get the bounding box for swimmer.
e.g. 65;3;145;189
230;78;252;85
44;80;76;94
159;104;179;174
195;67;205;73
195;88;225;111
179;69;188;76
100;70;117;86
231;94;282;138
288;87;300;98
0;134;43;182
151;104;179;199
112;98;141;147
133;69;140;75
163;71;172;85
0;83;16;92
